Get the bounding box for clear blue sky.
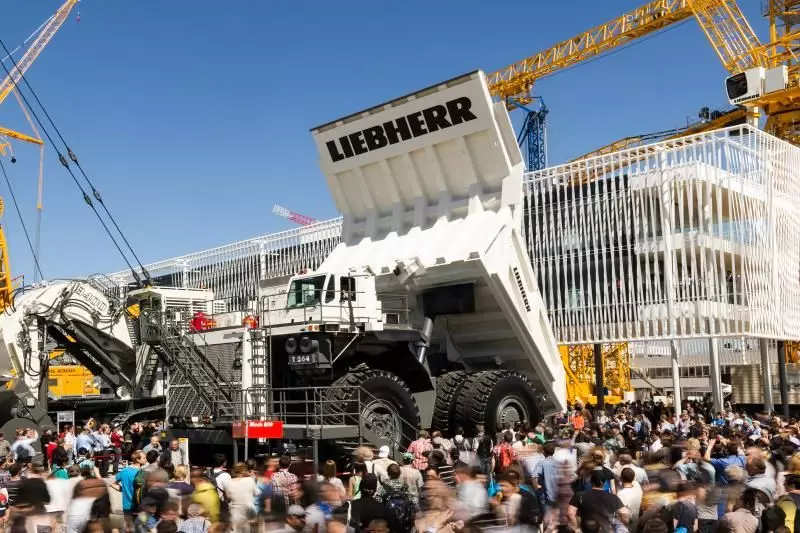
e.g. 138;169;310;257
0;0;768;279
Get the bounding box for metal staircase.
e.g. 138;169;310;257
140;314;236;421
133;344;161;395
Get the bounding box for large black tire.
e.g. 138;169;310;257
465;370;541;431
326;369;421;449
430;371;469;435
453;372;486;435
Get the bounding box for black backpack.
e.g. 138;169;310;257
205;469;224;497
381;487;415;533
476;435;493;459
518;487;544;526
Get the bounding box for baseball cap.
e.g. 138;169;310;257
378;445;390;458
288;504;306;518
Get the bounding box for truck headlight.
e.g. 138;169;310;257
285;337;297;354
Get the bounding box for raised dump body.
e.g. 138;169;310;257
265;71;565;443
312;70;565;414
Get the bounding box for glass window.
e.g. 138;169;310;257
566;288;583;309
340;277;357;301
287;275;326;309
324;276;335;303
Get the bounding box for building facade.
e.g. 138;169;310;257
105;126;800;403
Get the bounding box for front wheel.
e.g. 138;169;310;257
326;369;420;450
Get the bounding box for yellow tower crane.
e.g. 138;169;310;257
0;0;79;308
482;0;793;406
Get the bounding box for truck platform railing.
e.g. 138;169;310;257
231;384;419;454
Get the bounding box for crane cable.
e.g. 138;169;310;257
0;38;151;284
0;37;146;286
0;158;43;281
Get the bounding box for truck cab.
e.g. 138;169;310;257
266;271;385;334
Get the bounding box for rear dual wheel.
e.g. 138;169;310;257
432;370;541;435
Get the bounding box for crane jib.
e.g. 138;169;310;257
325;96;478;163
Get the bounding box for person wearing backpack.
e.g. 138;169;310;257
380;479;415;531
451;426;474;466
207;453;232;522
349;474;387;532
474;425;494;477
376;464;408;502
208;454;231;501
493;432;518;475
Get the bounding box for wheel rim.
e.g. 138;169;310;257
496;395;530;425
362;399;402;446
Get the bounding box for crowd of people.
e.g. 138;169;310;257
5;401;800;532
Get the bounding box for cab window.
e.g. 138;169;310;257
287;275;326;308
340;276;356;301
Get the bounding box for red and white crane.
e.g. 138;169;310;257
271;204;318;227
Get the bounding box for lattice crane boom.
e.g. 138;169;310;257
0;0;79;106
687;0;766;72
272;204;319;227
0;0;79;304
486;0;695;105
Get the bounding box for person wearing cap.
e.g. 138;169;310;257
273;504;306;532
399;452;423;507
372;445;396;484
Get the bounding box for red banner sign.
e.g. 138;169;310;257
232;420;284;439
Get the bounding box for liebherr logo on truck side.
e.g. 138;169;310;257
326;96;478;163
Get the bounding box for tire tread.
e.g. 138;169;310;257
430;370;469;434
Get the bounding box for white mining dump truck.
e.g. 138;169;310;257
262;71;566;444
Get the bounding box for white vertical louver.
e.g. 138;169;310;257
523;125;800;344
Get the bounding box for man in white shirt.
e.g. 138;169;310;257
613;453;648;487
649;435;663;454
210;453;231;501
11;428;37;461
617;468;643;529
